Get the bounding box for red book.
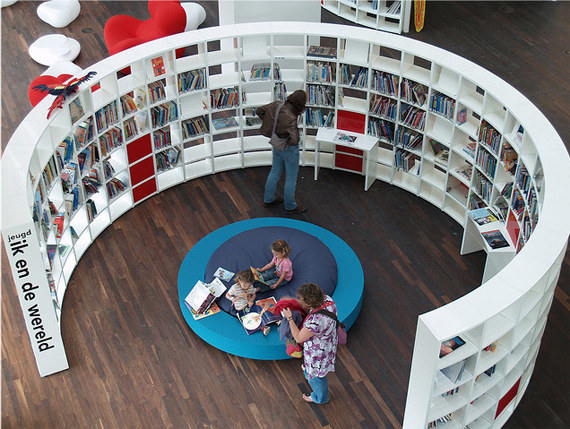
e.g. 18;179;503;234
151;56;165;77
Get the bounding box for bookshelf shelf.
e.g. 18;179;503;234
2;23;569;428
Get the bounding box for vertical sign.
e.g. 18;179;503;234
3;223;68;377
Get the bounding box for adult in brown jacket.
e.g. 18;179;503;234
257;89;307;214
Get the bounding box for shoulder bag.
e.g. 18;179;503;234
314;308;347;345
268;103;289;151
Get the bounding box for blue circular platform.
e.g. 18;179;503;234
178;218;364;360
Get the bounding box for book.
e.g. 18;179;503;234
250;266;269;285
213;267;235;282
53;212;65;238
185;301;221;320
237;297;281;335
135;88;146;109
212;117;238;130
463;141;476;158
151;56;166;77
439;336;465;358
184;278;227;314
307;45;337;58
440;359;467;383
457;108;467;125
468;208;498;225
482;229;510;249
333;132;357;144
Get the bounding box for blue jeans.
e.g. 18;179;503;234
305;368;329;404
264;145;300;210
258;270;289;292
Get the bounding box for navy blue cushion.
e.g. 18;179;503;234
204;226;338;314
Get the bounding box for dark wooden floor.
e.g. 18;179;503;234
2;2;568;428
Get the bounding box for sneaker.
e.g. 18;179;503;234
263;198;283;207
285;205;307;215
262;326;271;336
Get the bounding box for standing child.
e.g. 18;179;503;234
225;270;256;315
256;239;293;292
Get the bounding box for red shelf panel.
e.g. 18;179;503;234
127;134;152;164
129;156;155;187
132;178;157;204
337;110;366;134
495;377;521;419
335;152;363;173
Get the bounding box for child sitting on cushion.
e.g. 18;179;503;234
225;269;256;315
255;239;293;292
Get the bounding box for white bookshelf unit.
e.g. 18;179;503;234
322;0;412;34
1;23;569;427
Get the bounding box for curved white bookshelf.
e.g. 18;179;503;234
2;22;569;428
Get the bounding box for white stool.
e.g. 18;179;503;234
181;2;206;31
29;34;81;66
1;0;18;7
42;60;83;77
37;0;81;28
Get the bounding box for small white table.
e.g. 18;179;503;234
315;128;379;191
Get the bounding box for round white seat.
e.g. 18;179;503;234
29;34;81;66
37;0;81;28
181;2;206;31
1;0;18;7
42;60;83;77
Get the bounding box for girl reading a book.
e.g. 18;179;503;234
281;283;339;404
225;270;256;315
255;239;293;292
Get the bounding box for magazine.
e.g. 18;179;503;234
440;359;467;383
333;132;357;144
468;208;498;225
237;297;281;335
482;229;510;250
439;336;466;357
185;277;227;314
214;267;235;282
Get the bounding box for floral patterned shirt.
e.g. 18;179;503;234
302;296;338;379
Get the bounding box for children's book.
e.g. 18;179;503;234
185;301;221;320
237;297;280;335
214;267;235;282
439;336;465;358
482;230;510;250
468;208;498;226
250;266;268;285
185;278;227;314
151;56;166;77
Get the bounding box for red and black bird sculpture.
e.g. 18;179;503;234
32;71;97;118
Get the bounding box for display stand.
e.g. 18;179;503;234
314;128;379;191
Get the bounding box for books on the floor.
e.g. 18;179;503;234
214;267;235;282
439;336;465;358
482;229;510;250
185;278;227;314
237;297;280;335
468;208;498;226
185;302;221;320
